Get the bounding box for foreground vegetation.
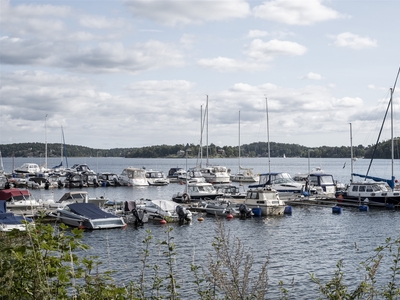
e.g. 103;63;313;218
1;219;400;299
1;137;399;159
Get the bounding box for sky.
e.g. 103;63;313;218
0;0;399;150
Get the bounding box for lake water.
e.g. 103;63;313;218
2;156;400;298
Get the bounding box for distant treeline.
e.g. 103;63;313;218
1;138;399;159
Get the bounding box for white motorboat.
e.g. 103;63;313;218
14;163;41;175
56;202;126;229
200;165;231;184
214;184;246;202
98;172;120;187
118;167;148;186
47;191;107;209
137;199;192;223
145;170;169;186
0;188;43;211
179;169;206;183
199;200;252;218
230;168;259;183
0;173;9;190
244;187;287;216
121;200;149;225
172;182;223;203
167;167;184;183
249;172;304;199
0;200;34;232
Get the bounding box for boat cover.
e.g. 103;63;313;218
0;189;31;201
67;203;119;219
0;200;33;224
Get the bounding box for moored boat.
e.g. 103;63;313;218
0;200;34;232
172;181;223;203
0;188;43;212
56;202;126;229
145;170;169;186
118;167;148;186
200;165;231;184
243;187;287;216
249;172;304;199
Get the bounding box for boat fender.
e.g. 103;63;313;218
332;206;342;214
182;193;190;203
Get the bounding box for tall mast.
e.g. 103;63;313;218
206;95;209;166
350;123;353;182
266;97;271;174
45;114;48;169
390;87;394;182
199;105;203;167
238;110;241;169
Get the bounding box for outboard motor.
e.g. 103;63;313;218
176;205;191;223
124;201;144;226
239;203;252;219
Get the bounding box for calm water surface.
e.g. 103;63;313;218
2;156;400;298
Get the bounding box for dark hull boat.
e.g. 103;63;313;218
56;203;126;229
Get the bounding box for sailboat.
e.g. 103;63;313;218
244;97;288;216
52;126;69;172
230;111;259;183
249;97;304;199
198;96;231;184
337;67;400;207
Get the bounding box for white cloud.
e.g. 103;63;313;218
79;15;128;29
245;39;307;61
302;72;323;80
197;57;267;72
0;37;185;73
247;30;269;38
330;32;378;49
124;0;251;26
0;0;70;37
253;0;344;25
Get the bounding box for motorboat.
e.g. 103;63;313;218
215;184;246;201
66;164;96;175
47;191;108;209
136;199;192;223
306;172;337;197
63;172;85;188
82;173;101;187
0;200;34;232
0;188;43;211
179;169;206;183
244;187;287;216
230;168;259;183
98;172;120;187
200;166;231;184
249;172;304;199
336;181;400;207
14;163;41;175
121;200;149;225
56;202;127;229
118;167;148;186
335;81;400;208
172;182;223;203
199;200;252;218
167;167;184;183
145;170;169;186
0;173;10;190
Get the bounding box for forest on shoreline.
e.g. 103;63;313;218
1;138;399;159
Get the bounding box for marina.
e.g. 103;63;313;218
1;156;399;297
